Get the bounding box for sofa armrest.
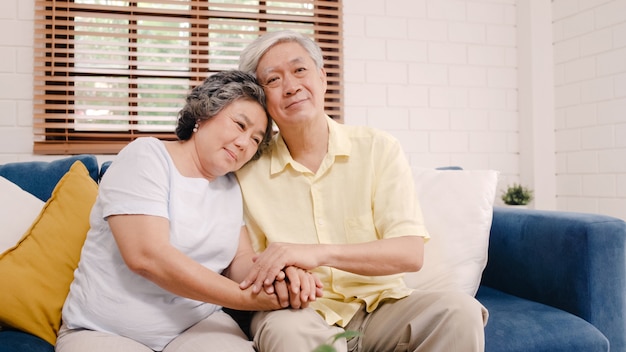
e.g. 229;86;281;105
481;207;626;351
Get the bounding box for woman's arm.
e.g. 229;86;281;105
223;226;266;283
108;214;281;311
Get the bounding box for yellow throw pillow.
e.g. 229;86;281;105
0;161;98;345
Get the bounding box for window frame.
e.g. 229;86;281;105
33;0;342;155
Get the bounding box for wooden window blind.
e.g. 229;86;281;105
33;0;342;155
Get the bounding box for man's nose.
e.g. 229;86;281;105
283;75;299;95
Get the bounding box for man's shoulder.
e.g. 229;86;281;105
235;151;271;181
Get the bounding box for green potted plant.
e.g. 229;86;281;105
313;331;361;352
501;183;534;206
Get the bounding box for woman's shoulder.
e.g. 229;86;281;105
125;136;165;150
109;138;170;173
117;137;167;158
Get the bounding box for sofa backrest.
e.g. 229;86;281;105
0;155;99;202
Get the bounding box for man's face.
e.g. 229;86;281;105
255;41;327;127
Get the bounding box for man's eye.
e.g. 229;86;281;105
264;77;279;87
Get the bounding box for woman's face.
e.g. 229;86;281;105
194;99;267;179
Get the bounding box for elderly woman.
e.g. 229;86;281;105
56;70;320;352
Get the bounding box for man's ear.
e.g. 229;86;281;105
320;67;328;93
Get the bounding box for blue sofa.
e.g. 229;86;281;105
478;207;626;352
1;155;625;351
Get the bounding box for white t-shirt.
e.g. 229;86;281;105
62;137;244;350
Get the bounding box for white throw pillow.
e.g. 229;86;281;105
0;176;45;254
404;168;498;296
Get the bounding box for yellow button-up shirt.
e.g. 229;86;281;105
236;116;429;327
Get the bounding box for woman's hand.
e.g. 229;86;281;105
270;266;323;308
239;284;283;311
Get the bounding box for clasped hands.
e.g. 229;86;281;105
240;242;323;309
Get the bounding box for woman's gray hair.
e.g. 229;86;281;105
175;70;272;160
238;30;324;76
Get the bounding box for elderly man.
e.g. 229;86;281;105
236;30;488;352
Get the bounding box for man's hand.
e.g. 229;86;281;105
239;242;321;294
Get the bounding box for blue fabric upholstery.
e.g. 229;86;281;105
0;330;54;352
481;207;626;352
435;166;463;170
478;286;609;352
99;160;112;181
0;155;99;202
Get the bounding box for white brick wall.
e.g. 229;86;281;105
0;0;36;164
553;0;626;220
1;0;625;220
344;0;519;204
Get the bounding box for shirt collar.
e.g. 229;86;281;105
270;115;351;175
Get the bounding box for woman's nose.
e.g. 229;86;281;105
234;133;251;149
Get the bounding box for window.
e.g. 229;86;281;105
33;0;342;154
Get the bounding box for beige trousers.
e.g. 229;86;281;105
251;290;488;352
55;310;253;352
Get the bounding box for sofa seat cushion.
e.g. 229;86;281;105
477;286;609;352
0;330;54;352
